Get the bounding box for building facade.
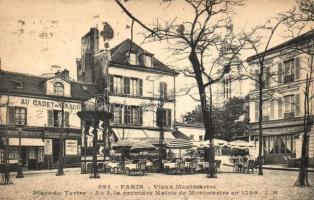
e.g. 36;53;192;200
247;30;314;165
76;28;178;163
0;70;95;169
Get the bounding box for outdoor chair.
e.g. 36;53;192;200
244;160;255;173
282;156;289;168
185;160;198;174
176;161;186;175
214;160;221;173
86;162;93;173
97;163;105;173
125;162;147;176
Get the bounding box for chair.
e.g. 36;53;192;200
138;162;147;176
151;159;160;173
245;160;255;173
282;156;289;168
214;160;221;173
185;160;198;174
97;163;105;173
176;161;185;175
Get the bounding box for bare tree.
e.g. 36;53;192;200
282;1;314;186
241;16;289;175
115;0;245;178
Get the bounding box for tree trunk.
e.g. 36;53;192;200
188;50;216;178
258;65;264;175
295;74;311;187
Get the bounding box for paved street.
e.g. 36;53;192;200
0;169;313;200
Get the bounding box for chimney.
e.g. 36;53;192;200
62;69;70;80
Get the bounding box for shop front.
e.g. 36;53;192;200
250;117;314;165
8;138;45;169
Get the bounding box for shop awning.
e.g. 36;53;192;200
9;138;45;146
172;129;191;140
112;128;175;140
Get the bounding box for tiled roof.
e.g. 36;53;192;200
247;29;314;61
110;39;178;75
0;70;96;101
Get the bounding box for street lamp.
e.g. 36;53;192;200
157;97;165;173
56;102;65;176
16;127;24;178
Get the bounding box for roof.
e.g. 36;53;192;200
110;39;178;75
247;29;314;61
0;70;97;101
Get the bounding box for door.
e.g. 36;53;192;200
52;139;60;164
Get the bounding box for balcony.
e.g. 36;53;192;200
284;75;294;83
284;112;295;119
262;115;270;121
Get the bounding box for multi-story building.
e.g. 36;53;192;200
76;28;179;157
247;30;314;165
0;69;95;169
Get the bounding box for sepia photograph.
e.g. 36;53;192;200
0;0;313;199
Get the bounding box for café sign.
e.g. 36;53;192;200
20;98;80;110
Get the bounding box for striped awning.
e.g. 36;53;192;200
167;138;193;149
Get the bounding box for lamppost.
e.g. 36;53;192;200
16;127;24;178
56;102;65;176
157;97;165;173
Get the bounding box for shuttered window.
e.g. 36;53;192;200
295;94;300;117
278;97;283;119
295;57;300;80
124;77;130;95
138;79;143;96
7;107;27;126
278;63;283;84
160;82;168;99
48;110;54;127
254;69;259;89
47;110;69;128
255;101;259;122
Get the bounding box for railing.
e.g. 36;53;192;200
284;112;295;119
284;74;294;83
262;115;270;121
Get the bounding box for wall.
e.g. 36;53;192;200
0;95;81;128
46;77;71;97
109;66;176;128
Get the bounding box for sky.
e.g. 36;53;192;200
0;0;297;119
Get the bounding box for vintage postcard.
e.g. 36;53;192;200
0;0;313;200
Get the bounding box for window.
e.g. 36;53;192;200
111;105;123;124
129;53;137;65
199;135;203;141
223;78;231;100
284;59;294;76
157;108;171;127
130;79;138;96
8;107;27;125
262;101;270;121
283;95;297;119
159;82;168;99
48;110;69;127
113;76;123;94
190;135;194;140
123;106;143;126
283;59;295;83
144;55;152;67
54;82;64;96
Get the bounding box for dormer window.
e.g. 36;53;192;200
54;82;64;96
129;53;137;65
11;80;23;88
144;55;152;67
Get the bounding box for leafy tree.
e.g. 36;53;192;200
115;0;246;178
183;97;249;141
